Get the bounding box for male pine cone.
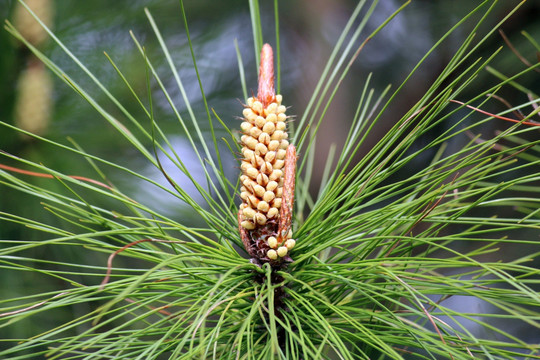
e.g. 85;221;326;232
239;95;289;229
238;44;296;262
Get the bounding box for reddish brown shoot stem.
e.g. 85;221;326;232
0;163;113;190
277;145;297;244
0;292;68;317
99;238;184;290
499;29;540;74
450;99;540;127
257;43;275;108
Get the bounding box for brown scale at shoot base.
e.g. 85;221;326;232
238;44;297;263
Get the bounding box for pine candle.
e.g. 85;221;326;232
238;44;296;263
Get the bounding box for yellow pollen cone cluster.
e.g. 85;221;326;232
265;235;295;260
238;43;297;262
239;95;289;232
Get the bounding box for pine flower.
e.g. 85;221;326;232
13;0;54;47
14;61;53;138
238;44;296;263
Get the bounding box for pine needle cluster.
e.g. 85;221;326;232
1;1;539;359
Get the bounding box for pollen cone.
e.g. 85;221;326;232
238;44;295;262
